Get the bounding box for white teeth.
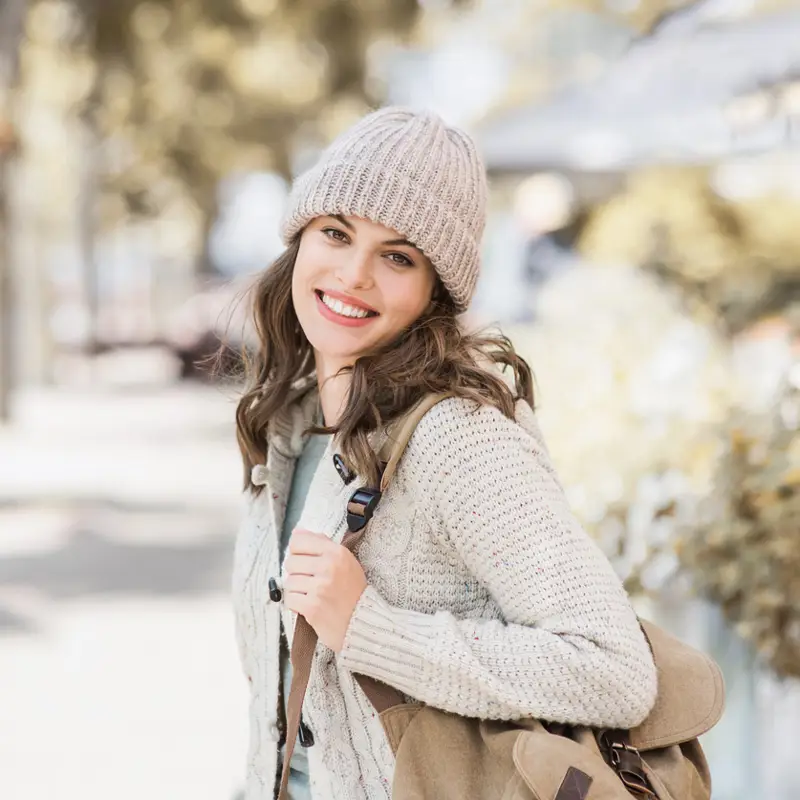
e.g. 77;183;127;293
320;293;372;319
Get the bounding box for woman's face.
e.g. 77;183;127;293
291;214;437;372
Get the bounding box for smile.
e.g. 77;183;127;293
314;290;379;326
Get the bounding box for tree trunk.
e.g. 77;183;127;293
0;0;26;421
0;144;12;421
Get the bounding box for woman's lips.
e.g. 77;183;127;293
317;288;378;314
314;291;379;328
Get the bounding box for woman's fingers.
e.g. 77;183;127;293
288;528;331;555
284;553;321;576
284;572;314;595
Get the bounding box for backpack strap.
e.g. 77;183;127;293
277;392;452;800
343;392;453;533
378;392;454;492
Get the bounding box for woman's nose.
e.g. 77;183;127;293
336;248;373;289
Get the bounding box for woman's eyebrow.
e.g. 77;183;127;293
382;236;417;248
331;214;355;231
331;214;421;251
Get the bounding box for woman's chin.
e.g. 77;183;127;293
302;319;379;357
306;335;372;366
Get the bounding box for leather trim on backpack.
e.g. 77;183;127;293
554;767;593;800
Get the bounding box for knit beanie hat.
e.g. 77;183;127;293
280;107;488;312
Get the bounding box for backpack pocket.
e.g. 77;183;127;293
513;726;633;800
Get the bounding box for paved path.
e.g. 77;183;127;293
0;385;243;507
0;385;250;800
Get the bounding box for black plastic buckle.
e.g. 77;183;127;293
346;487;382;532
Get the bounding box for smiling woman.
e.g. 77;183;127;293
233;109;529;491
229;107;660;800
292;214;437;368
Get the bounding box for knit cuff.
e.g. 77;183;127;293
339;585;437;693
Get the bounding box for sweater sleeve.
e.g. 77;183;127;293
338;398;658;729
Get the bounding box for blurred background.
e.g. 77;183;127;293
1;0;799;798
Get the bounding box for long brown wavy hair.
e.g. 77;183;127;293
235;234;535;491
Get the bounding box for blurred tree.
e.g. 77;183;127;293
51;0;426;264
562;0;800;36
677;318;800;677
0;0;26;420
579;167;800;333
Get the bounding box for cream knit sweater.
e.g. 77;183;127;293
232;387;658;800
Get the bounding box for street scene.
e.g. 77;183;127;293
2;0;800;798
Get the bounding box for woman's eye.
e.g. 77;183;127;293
387;252;413;267
322;227;348;242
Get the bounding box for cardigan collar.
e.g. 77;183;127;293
249;377;318;490
267;376;320;458
254;373;390;489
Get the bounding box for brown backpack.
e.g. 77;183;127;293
279;394;725;800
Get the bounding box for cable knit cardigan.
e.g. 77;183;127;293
231;384;658;800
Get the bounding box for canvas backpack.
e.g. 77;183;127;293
279;394;725;800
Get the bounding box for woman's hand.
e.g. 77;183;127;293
283;529;368;653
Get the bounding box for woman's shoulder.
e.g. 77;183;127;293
406;392;550;470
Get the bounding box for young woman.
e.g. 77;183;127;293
231;107;658;800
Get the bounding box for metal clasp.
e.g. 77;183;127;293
609;740;640;767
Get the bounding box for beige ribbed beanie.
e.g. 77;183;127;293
280;107;487;312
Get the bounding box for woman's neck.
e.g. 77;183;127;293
315;355;352;427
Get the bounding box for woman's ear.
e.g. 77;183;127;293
426;280;445;314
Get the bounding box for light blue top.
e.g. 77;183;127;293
279;432;331;798
282;432;331;560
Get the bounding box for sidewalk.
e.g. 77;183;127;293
0;384;243;508
0;383;251;800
